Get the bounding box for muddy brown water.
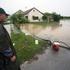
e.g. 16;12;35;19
20;20;70;70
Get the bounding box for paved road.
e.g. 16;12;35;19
21;47;70;70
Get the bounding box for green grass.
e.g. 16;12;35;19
11;31;49;64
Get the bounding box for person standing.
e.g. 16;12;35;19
0;8;20;70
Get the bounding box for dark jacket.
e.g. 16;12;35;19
0;23;20;70
0;24;16;53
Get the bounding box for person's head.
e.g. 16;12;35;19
0;8;9;22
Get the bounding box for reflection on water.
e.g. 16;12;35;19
21;48;70;70
20;24;47;35
20;20;70;46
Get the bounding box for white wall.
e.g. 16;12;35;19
25;8;43;22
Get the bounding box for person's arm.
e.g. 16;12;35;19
2;25;16;62
2;47;16;62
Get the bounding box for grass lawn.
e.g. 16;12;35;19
11;31;49;64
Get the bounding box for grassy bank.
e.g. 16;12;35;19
11;31;49;64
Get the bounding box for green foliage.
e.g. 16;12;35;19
44;12;52;16
61;16;70;19
11;32;49;63
10;14;17;24
52;12;61;22
16;14;29;23
10;13;29;25
42;15;47;21
43;12;61;22
9;13;29;29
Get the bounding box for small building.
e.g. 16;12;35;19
23;7;44;22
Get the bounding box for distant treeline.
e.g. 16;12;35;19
61;16;70;19
43;12;62;22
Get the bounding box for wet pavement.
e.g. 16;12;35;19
21;47;70;70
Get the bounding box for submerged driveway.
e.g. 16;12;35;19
21;47;70;70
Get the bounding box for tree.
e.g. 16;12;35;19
52;12;61;22
10;14;29;24
10;14;17;24
10;13;29;29
42;15;47;21
16;14;29;23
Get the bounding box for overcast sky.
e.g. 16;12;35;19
0;0;70;16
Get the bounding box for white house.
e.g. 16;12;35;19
23;7;44;22
14;7;53;22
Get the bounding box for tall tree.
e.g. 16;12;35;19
52;12;61;22
42;14;47;22
10;13;29;29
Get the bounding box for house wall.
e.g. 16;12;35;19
25;8;43;22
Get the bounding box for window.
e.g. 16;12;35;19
25;16;28;19
32;16;39;20
33;9;35;12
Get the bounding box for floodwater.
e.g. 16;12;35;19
20;20;70;70
21;20;70;46
21;48;70;70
